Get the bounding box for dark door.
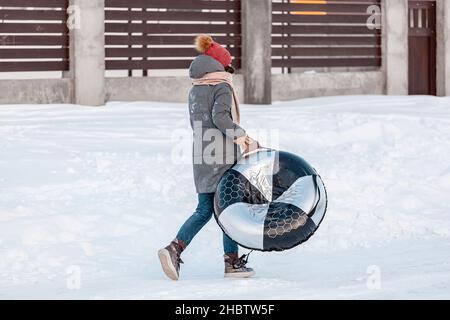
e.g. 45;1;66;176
408;0;436;95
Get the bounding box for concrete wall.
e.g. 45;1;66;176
438;0;450;96
69;0;105;106
241;0;272;104
383;0;409;95
107;72;383;103
436;0;445;96
436;0;450;96
105;75;245;103
0;79;73;104
0;71;380;105
272;71;385;102
445;0;450;96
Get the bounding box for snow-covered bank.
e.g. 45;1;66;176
0;95;449;299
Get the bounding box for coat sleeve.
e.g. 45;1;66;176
211;84;246;140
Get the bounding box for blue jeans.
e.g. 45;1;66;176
176;193;238;254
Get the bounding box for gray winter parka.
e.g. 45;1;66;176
188;55;246;193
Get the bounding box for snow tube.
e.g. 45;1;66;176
214;149;327;252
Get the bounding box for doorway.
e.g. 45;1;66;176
408;0;436;95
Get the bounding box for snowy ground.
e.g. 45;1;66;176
0;95;450;299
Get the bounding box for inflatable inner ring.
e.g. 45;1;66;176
214;149;327;252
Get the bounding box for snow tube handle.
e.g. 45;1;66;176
242;146;274;158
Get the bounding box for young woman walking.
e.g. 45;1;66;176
158;35;259;281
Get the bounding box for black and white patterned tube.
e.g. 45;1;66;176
214;149;328;252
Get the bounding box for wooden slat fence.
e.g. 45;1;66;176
0;0;69;72
272;0;382;72
0;0;384;74
104;0;242;75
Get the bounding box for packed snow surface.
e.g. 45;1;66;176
0;95;449;299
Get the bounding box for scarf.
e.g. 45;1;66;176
191;71;241;124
